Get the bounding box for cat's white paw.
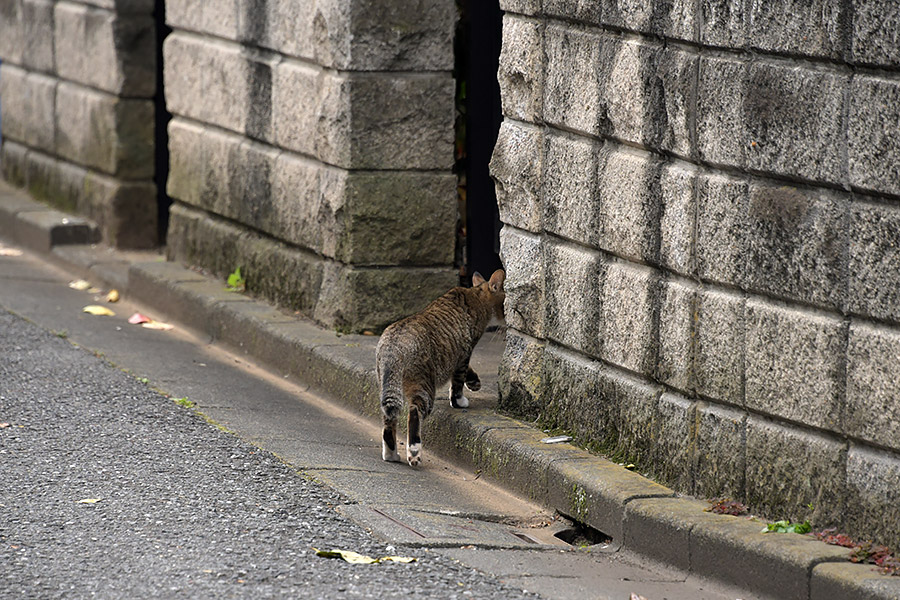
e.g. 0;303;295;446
451;394;469;408
407;443;422;467
382;440;401;462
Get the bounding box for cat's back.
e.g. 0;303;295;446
376;289;474;369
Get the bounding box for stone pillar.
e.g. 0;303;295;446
0;0;159;248
162;0;458;331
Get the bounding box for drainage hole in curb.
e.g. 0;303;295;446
553;520;613;548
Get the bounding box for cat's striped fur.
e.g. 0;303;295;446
376;270;505;466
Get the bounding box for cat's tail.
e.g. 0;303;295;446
379;364;403;423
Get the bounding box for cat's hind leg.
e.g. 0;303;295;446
407;404;423;466
380;395;402;462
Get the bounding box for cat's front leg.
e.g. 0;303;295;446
464;366;481;391
449;364;470;409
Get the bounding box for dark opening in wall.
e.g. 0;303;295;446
153;0;172;246
456;0;503;284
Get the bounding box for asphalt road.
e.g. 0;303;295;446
0;309;535;599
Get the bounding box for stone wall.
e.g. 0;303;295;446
161;0;459;331
493;1;900;548
0;0;158;248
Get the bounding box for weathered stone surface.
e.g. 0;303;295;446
543;132;600;247
700;0;745;47
849;76;900;196
697;55;746;166
696;172;747;285
745;183;847;309
497;14;543;123
341;171;456;265
597;146;660;263
499;0;540;16
345;74;455;170
844;445;900;548
744;62;847;185
66;0;155;13
603;0;696;41
604;367;661;466
599;261;657;376
272;57;455;170
0;64;56;154
695;288;744;404
313;262;458;331
745;416;846;526
543;24;604;136
658;161;696;276
542;344;617;450
851;0;900;66
23;0;55;72
746;0;845;59
82;171;157;248
54;1;156;96
164;33;270;140
499;227;544;338
272;58;345;161
167;202;323;313
812;562;900;600
167;203;455;331
0;0;24;64
168;119;455;264
651;393;695;490
745;300;845;432
342;0;455;71
490;120;542;233
694;402;746;499
657;278;696;392
601;41;696;156
498;329;545;418
543;239;603;356
169;0;454;71
55;82;155;178
845;322;900;450
23;150;85;214
848;200;900;324
0;141;29;188
543;0;602;23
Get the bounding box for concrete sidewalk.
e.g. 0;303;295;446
2;180;898;600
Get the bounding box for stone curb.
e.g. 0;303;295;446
1;188;898;600
0;182;99;251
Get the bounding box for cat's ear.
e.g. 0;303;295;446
488;269;505;293
472;271;486;287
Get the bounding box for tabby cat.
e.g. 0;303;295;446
376;270;506;467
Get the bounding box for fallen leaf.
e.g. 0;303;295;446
141;320;174;331
105;289;120;303
0;246;23;257
630;594;649;600
128;313;151;325
69;279;92;291
77;498;102;504
313;548;416;565
83;305;115;317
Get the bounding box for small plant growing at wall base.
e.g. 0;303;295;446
226;267;245;292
